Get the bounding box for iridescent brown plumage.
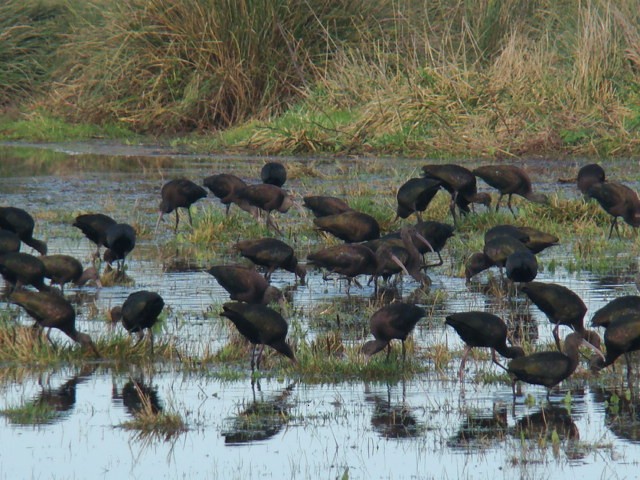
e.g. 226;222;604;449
234;237;306;284
9;290;99;356
221;302;295;370
587;181;640;239
313;210;380;243
445;311;524;380
207;264;283;305
41;254;101;293
0;252;49;292
110;290;164;352
473;165;547;217
362;303;426;362
73;213;117;259
303;195;351;218
0;206;47;255
203;173;252;216
156;178;207;232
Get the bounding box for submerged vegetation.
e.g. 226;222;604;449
1;0;639;156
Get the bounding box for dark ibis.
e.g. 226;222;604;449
591;295;640;328
508;332;601;398
313;210;380;243
221;301;295;370
203;173;252;216
361;303;426;362
590;312;640;381
0;252;49;291
0;229;21;254
207;264;284;305
521;281;601;350
261;162;287;187
307;243;408;294
302;195;351;218
516;226;559;254
364;226;434;285
577;163;605;195
233;237;306;284
72;213;117;259
422;164;491;224
505;250;538;283
472;165;547;217
0;206;47;255
41;254;101;293
484;225;558;255
9;290;99;356
236;184;293;234
587;181;640;238
156;178;207;232
395;177;441;222
464;235;531;281
445;311;524;380
103;223;136;272
110;290;165;352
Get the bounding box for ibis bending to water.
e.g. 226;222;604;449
221;302;295;370
156;178;207;232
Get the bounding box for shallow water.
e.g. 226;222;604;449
0;144;639;479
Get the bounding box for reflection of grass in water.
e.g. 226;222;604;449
1;402;59;425
119;383;186;440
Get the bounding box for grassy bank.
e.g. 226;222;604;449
1;0;639;157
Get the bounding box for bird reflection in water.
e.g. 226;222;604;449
512;405;583;460
365;382;424;439
112;377;163;416
448;404;508;449
593;387;640;443
0;365;95;426
222;380;295;445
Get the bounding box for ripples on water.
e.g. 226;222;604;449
0;145;638;479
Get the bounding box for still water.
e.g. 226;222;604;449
0;143;638;479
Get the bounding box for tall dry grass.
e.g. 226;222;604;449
53;0;388;133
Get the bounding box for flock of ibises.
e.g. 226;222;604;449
1;159;640;399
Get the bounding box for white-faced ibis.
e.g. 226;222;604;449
587;181;640;238
207;264;284;305
103;223;136;272
313;210;380;243
237;184;293;234
0;229;21;254
307;243;408;294
0;206;47;255
9;290;99;356
445;311;525;380
590;312;640;381
508;332;601;398
41;254;101;293
156;178;207;232
261;161;287;187
473;165;547;217
521;281;601;351
203;173;253;216
233;237;306;284
0;252;49;292
577;163;605;195
591;295;640;328
110;290;165;352
73;213;117;259
220;301;295;370
422;164;491;224
395;177;441;222
361;303;426;361
302;195;352;218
